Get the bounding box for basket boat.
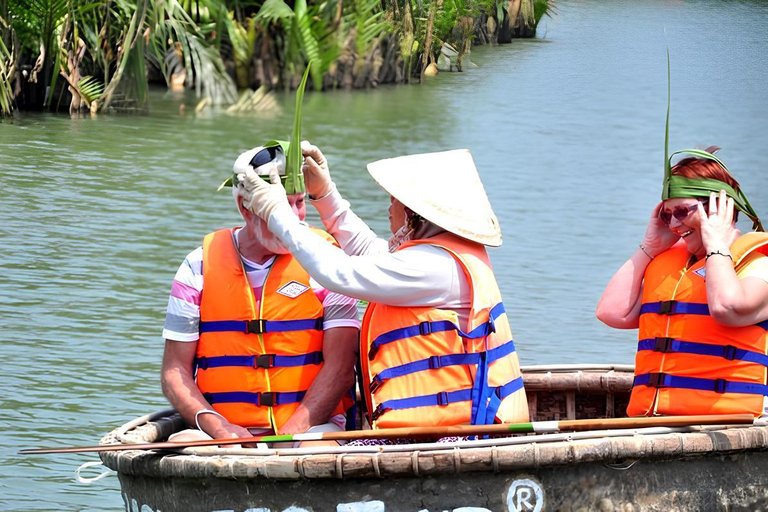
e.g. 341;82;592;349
100;364;768;511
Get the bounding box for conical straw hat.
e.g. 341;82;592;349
367;149;503;247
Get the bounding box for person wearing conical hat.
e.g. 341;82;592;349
596;146;768;418
161;69;359;447
241;144;529;430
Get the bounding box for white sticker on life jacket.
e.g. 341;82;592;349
277;280;310;298
693;267;707;279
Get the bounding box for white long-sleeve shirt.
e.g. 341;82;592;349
268;188;472;324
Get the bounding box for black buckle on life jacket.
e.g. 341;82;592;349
723;345;738;361
255;354;275;369
646;372;667;388
369;375;383;394
653;337;675;353
713;379;727;394
314;317;324;330
203;392;213;403
258;392;275;407
658;301;678;315
419;322;433;336
371;404;390;422
368;343;380;361
436;391;449;406
196;357;209;370
246;319;266;334
428;355;442;369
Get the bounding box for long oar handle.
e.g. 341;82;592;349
19;414;755;455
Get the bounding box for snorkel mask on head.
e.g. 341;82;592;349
218;65;311;195
661;49;764;232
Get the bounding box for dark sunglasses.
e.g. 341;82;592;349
249;146;282;169
659;200;709;226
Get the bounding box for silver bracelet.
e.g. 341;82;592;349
194;409;226;432
638;244;654;260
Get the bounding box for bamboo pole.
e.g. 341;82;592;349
19;414;754;455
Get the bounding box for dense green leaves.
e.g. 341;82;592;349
4;0;555;115
0;17;14;115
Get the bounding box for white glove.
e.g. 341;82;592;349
240;167;288;221
301;140;335;199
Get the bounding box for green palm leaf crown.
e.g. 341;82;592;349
662;49;763;232
219;65;310;194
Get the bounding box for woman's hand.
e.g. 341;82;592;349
240;166;289;221
640;201;680;257
301;141;334;199
698;190;740;255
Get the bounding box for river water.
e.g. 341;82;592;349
2;0;767;509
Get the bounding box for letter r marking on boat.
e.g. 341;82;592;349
507;479;543;512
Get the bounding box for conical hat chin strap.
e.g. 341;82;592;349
663;149;764;232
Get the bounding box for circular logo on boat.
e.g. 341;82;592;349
506;478;543;512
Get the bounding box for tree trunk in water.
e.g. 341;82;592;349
400;0;415;83
509;0;536;38
420;0;443;83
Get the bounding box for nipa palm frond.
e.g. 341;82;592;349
149;0;237;104
0;21;16;115
254;0;295;28
77;75;104;103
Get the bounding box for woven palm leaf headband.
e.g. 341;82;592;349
662;49;763;232
219;66;311;195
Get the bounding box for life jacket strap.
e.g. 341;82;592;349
203;391;306;407
370;375;524;423
368;303;506;360
199;317;324;334
639;301;710;316
638;338;768;367
634;373;768;396
369;339;517;394
196;351;323;371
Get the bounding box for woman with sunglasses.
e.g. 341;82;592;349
597;147;768;417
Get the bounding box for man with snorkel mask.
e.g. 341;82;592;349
160;70;359;446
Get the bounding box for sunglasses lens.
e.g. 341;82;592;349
672;207;690;221
249;147;278;169
661;201;708;224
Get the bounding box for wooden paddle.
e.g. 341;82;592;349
18;414;754;455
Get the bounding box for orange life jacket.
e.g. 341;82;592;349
629;232;768;417
196;227;349;431
360;233;529;428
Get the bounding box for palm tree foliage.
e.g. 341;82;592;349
2;0;555;115
4;0;236;113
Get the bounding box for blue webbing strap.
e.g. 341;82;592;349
637;339;768;367
203;391;306;406
368;303;506;358
639;301;710;316
196;351;323;370
199;317;323;334
372;389;473;421
481;376;526;425
641;302;768;332
633;373;768;396
470;351;490;425
370;339;517;387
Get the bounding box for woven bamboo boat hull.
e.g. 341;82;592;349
100;365;768;512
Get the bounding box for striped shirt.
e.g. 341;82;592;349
163;245;360;342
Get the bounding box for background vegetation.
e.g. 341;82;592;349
0;0;553;116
